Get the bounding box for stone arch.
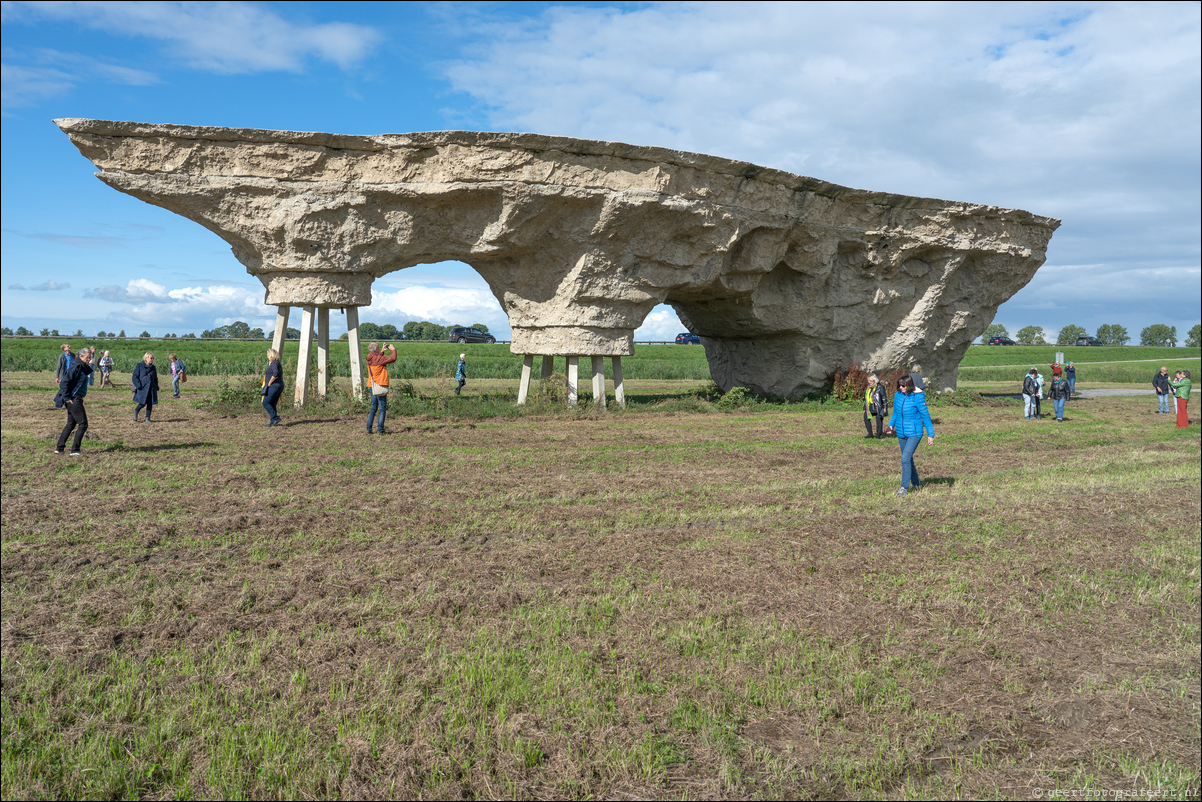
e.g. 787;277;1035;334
56;118;1059;403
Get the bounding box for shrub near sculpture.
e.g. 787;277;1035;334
57;119;1059;403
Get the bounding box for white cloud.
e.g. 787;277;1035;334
634;305;687;342
4;1;383;74
31;279;70;291
82;278;273;330
364;285;509;334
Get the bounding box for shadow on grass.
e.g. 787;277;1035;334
923;476;956;488
104;441;217;453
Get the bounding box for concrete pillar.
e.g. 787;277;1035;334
294;305;314;408
612;356;625;406
317;307;329;398
541;355;555;379
517;354;534;405
271;306;290;356
346;306;363;401
566;356;579;406
591;355;607;409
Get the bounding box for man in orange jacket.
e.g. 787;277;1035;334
366;342;397;434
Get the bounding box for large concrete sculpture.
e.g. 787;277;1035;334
57;119;1059;404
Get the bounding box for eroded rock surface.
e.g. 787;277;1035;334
57;118;1059;395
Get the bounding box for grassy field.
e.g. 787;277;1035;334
1;369;1199;800
4;337;1199;386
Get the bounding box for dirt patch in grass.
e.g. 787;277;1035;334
3;380;1199;800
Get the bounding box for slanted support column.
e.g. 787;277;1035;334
612;356;625;406
294;305;314;408
271;306;290;356
566;356;579;406
346;306;363;401
591;355;607;409
541;356;554;379
517;354;534;405
316;307;329;398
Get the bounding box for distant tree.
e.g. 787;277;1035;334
470;322;490;334
183;332;197;339
118;329;126;338
96;330;107;338
17;326;32;336
1016;325;1046;345
359;322;401;341
1186;324;1201;348
0;327;12;336
982;323;1009;341
50;329;60;337
39;328;50;336
1095;324;1130;346
1057;324;1086;345
403;320;448;340
1140;324;1177;347
139;330;151;339
202;321;265;339
72;328;83;337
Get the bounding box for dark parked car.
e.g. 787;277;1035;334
447;327;495;344
1075;335;1104;346
987;336;1016;345
675;333;701;344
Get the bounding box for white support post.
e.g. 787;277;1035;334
612;356;625;407
271;306;290;356
517;354;534;405
541;355;554;379
346;306;363;401
566;356;579;406
317;307;329;398
591;355;607;409
294;305;314;408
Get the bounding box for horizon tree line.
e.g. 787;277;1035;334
982;323;1200;348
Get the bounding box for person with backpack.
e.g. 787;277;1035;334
1022;368;1040;420
1048;367;1071;422
168;353;187;398
455;353;467;396
887;374;935;496
863;374;888;439
366;341;397;434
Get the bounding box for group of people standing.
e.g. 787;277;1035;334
52;342;188;455
1023;363;1073;422
1153;366;1192;428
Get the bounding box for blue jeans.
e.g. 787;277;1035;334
898;435;922;490
1024;394;1037;418
1054;397;1066;420
172;374;181;396
1068;377;1075;395
1158;393;1172;413
262;384;282;424
368;393;387;432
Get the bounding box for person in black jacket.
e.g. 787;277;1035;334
1153;366;1172;414
56;347;94;455
863;374;888;439
132;352;159;422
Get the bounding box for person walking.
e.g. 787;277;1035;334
454;353;467;396
131;352;159;422
54;342;74;385
1034;368;1046;419
1065;361;1076;396
168;353;187;399
1153;366;1172;414
1049;367;1071;422
863;374;887;439
1169;370;1191;428
888;374;935;496
1022;368;1040;420
98;350;115;388
262;348;283;426
55;347;93;456
365;341;397;434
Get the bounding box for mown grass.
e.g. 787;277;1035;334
2;375;1199;800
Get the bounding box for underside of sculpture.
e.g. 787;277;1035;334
56;118;1059;402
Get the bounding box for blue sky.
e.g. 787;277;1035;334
2;1;1199;342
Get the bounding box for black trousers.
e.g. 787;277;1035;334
57;398;88;452
864;409;884;436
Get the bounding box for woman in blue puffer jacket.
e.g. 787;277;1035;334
888;374;936;496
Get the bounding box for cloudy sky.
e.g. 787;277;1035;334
2;1;1199;342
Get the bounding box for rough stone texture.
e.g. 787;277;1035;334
57;118;1059;396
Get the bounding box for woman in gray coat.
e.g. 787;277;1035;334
132;352;159;422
